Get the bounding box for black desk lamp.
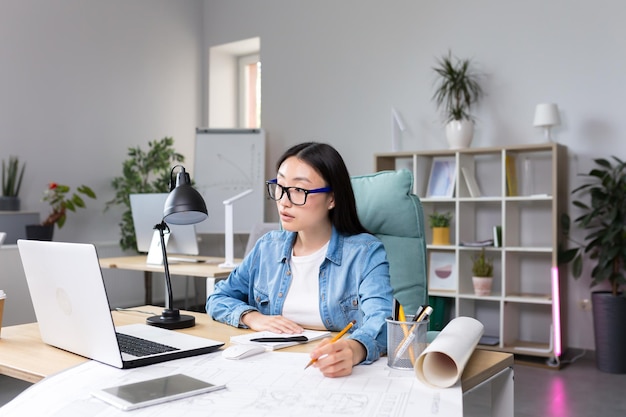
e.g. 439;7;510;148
146;165;208;329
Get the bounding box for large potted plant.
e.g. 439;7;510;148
432;51;484;149
106;137;184;251
560;156;626;373
1;156;26;211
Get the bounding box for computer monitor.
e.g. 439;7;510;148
129;194;199;255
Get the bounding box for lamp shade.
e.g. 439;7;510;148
163;168;208;225
533;103;561;127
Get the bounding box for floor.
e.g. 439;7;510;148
2;349;626;415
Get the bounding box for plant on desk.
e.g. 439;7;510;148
105;137;184;251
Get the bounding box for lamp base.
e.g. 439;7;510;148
146;308;195;330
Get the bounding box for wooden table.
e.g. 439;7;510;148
0;306;513;388
99;256;236;305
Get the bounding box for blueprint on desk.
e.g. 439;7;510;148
0;351;463;417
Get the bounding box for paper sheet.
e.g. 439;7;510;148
1;351;464;417
415;316;484;388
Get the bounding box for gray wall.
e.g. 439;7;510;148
203;0;623;352
1;0;621;351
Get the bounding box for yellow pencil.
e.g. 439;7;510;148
304;320;356;369
396;305;415;364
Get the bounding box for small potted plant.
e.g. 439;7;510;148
432;50;484;149
0;156;26;211
26;182;97;241
428;211;452;245
471;249;493;296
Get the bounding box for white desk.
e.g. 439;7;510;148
0;306;513;416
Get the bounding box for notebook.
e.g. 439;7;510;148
230;329;330;351
17;239;224;369
129;193;199;255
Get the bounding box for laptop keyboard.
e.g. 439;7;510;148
116;332;179;357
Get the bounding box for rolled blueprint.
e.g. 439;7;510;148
415;316;484;388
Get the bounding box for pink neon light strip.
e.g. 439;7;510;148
551;266;562;357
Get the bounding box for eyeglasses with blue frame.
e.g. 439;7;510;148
265;179;332;206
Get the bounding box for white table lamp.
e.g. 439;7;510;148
219;189;253;268
533;103;561;142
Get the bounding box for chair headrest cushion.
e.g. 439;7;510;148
351;170;423;238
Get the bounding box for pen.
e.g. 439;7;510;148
393;299;401;320
414;305;431;323
250;336;309;343
304;320;356;370
411;305;426;322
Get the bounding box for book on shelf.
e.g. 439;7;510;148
461;167;482;198
505;155;518;196
460;239;494;247
493;225;502;248
229;329;331;351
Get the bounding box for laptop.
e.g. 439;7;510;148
17;239;224;369
130;193;199;255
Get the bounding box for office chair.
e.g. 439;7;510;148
350;169;428;316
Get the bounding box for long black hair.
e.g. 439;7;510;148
276;142;367;235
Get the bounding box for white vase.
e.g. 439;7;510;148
445;119;474;149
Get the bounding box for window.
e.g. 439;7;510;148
208;37;260;128
239;54;261;128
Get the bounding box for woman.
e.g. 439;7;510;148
206;142;393;377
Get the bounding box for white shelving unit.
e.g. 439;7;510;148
375;143;567;362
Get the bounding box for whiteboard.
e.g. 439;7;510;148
193;128;265;233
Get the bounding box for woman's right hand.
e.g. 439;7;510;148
241;311;304;334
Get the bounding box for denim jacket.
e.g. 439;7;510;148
206;226;393;364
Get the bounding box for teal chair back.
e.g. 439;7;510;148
351;170;428;315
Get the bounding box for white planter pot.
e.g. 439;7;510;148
445;119;474;149
472;276;493;296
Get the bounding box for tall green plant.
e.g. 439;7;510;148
432;51;484;123
106;137;184;251
2;156;26;197
560;156;626;296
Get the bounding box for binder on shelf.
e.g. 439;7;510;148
505;155;518;196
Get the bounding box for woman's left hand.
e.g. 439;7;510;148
308;339;366;378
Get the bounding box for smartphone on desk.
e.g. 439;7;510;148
91;374;225;411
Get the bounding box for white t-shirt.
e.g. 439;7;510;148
282;242;328;330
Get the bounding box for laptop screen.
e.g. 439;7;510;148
129;194;199;255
